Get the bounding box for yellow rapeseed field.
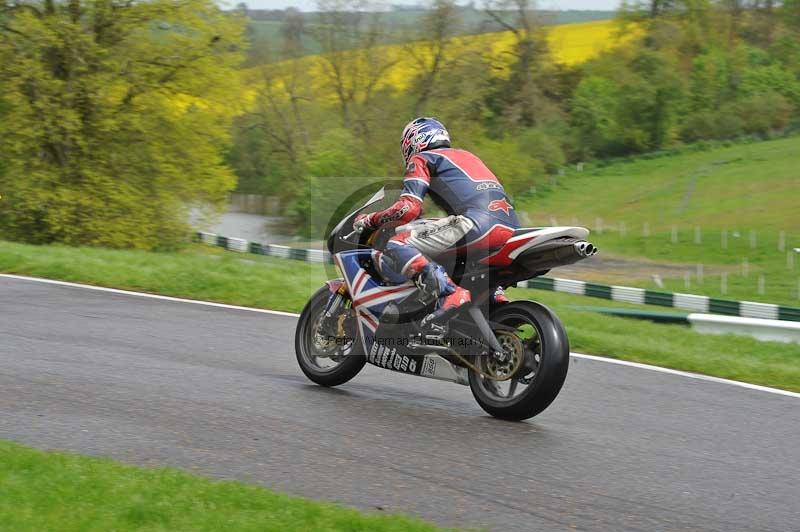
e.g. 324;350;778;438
240;20;636;108
547;19;630;65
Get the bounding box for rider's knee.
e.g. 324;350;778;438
386;231;413;249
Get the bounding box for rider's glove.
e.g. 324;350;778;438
353;214;373;234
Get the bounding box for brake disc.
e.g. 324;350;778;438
448;329;525;382
484;330;525;380
312;313;343;356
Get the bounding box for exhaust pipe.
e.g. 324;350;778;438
574;241;598;257
516;239;599;273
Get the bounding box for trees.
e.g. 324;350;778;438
0;0;245;249
571;76;625;157
785;0;800;29
313;0;399;135
404;0;463;115
229;6;317;203
483;0;561;130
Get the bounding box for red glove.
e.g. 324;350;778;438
356;197;423;232
353;213;373;233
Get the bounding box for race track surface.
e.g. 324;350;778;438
1;275;798;531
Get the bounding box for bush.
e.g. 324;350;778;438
517;128;566;174
467;136;545;197
680;109;745;142
736;92;794;135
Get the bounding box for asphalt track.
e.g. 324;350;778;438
1;275;799;532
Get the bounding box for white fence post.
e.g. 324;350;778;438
742;258;750;277
694;226;702;245
758;275;765;296
778;231;786;252
721;272;728;295
697;264;704;284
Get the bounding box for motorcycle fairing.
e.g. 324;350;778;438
334;250;467;382
480;226;591;266
333;250;418;359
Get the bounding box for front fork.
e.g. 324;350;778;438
318;281;349;338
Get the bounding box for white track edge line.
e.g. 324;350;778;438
2;273;797;399
0;273;301;318
570;353;800;398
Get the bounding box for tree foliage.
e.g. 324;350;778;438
231;0;800;224
0;0;245;249
4;0;799;245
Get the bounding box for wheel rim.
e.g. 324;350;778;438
473;315;543;404
299;299;355;375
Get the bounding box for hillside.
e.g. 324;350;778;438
517;136;800;305
244;9;616;60
245;20;634;98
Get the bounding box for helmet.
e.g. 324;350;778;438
400;117;451;164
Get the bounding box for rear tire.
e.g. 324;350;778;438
295;286;366;387
468;301;569;421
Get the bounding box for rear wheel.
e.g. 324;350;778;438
295;286;365;387
468;301;569;421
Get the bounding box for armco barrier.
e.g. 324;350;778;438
688;314;800;344
197;231;800;323
519;277;800;322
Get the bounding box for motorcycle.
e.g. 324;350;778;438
295;188;598;421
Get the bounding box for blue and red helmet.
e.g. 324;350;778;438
400;117;451;164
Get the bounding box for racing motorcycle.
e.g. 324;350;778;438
295;189;598;421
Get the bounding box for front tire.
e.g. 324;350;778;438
295;286;366;387
468;301;569;421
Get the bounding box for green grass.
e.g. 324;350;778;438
0;440;444;532
2;240;799;392
518;136;800;305
0;241;327;312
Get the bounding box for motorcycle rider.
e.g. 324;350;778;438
353;117;521;326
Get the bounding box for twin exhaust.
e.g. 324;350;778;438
516;239;598;273
574;241;598;258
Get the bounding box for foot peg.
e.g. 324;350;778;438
419;316;448;337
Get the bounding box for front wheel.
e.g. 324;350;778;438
468;301;569;421
295;286;366;387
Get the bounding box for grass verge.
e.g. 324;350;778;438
0;440;443;532
1;240;799;391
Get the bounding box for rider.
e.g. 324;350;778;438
353;117;521;325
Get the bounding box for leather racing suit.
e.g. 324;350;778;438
359;148;520;312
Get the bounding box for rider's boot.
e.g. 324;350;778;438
492;286;510;305
415;263;471;331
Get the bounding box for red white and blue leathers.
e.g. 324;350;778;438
361;148;521;279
